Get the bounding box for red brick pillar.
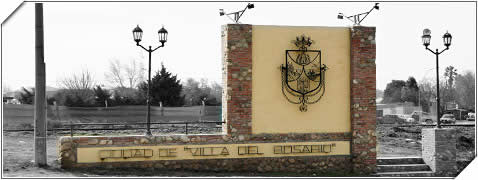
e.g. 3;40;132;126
350;26;377;174
222;24;253;138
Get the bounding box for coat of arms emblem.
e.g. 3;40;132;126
280;35;328;112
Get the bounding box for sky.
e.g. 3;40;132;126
1;1;476;92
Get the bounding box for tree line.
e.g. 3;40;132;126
16;59;222;107
381;65;475;112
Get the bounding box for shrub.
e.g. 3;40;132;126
16;87;35;104
19;122;34;130
47;97;56;105
53;89;96;107
47;121;63;129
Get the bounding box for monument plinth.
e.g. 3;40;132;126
59;24;377;175
422;128;457;176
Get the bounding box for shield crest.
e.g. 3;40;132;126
281;35;328;112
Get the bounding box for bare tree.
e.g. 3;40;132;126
105;59;145;88
2;83;12;95
444;66;458;89
455;71;475;110
105;59;125;88
56;69;96;106
210;81;222;104
439;66;458;105
199;78;211;94
182;78;201;106
418;77;436;112
59;69;96;90
181;78;222;106
125;59;145;88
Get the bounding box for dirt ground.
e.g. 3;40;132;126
2;124;476;177
377;124;476;161
2;131;78;177
1;131;277;177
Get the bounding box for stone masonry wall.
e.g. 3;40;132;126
422;128;457;176
350;26;377;175
59;24;377;175
59;133;352;172
70;153;351;175
223;24;253;137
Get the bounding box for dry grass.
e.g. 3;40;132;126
3;104;221;129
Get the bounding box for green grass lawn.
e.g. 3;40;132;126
3;104;221;129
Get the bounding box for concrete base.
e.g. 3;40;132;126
421;128;457;177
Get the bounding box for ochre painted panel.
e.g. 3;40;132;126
77;141;350;163
251;25;351;134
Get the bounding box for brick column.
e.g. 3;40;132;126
350;26;377;175
222;24;253;138
422;128;457;176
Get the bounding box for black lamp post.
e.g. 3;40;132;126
421;28;452;129
132;25;168;136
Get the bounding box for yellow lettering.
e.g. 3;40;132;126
311;145;320;153
99;150;111;158
191;148;200;156
123;150;132;158
144;149;153;157
158;149;168;157
208;147;214;156
293;145;302;153
220;147;229;155
302;145;311;153
284;146;293;154
168;148;176;157
323;145;332;153
159;148;176;157
112;150;122;158
248;146;257;154
238;146;247;155
273;146;282;154
133;149;144;157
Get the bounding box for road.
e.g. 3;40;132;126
455;120;476;125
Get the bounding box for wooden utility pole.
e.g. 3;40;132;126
34;3;47;167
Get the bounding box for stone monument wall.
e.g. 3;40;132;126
58;24;376;175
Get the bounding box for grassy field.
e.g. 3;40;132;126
2;104;221;130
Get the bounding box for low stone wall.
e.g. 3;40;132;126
58;24;378;176
70;155;351;175
58;132;351;174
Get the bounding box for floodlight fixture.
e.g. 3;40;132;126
219;3;255;24
247;3;254;9
337;13;344;19
219;9;225;16
337;3;380;26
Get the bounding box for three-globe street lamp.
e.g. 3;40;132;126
132;25;168;136
421;29;452;129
